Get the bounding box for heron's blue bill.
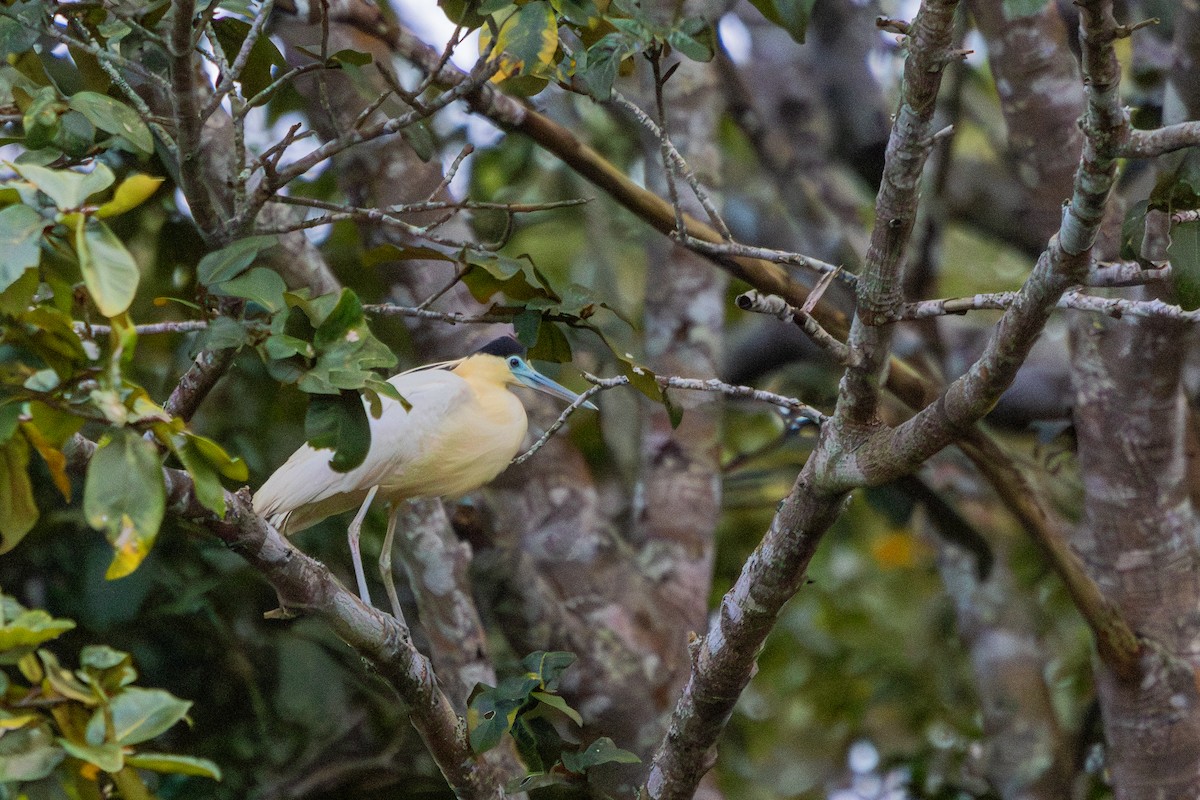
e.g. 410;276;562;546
509;359;598;410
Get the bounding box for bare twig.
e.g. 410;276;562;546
75;320;210;337
736;290;855;366
202;0;276;120
612;89;731;241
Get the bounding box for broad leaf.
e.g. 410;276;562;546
68;91;154;154
211;266;287;312
0;435;38;553
560;736;640;773
11;162;115;210
126;752;222;779
305;391;371;472
96;173;164;218
522;650;575;691
85;687;192;746
83;428;166;579
0;725;63;782
530;691;583;725
174;436;228;516
0;203;44;290
0;603;75;660
197;235;279;285
746;0;815;44
212;17;288;99
75;217;140;317
59;738;124;772
467;676;539;753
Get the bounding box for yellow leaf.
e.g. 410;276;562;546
96;174;164;218
105;514;151;579
21;422;71;500
0;713;40;730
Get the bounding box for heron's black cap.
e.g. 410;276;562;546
476;336;526;358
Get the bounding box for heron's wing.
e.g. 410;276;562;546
252;369;471;532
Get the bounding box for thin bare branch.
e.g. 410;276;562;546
612;88;731;240
736;290;855;366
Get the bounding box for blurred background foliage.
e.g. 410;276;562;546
0;0;1161;796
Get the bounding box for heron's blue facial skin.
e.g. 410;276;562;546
507;356;599;410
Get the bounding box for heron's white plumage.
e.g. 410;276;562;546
253;356;527;535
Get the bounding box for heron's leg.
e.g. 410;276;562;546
379;503;405;621
347;485;379;605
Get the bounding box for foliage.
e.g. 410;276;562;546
467;651;639;792
0;594;219;796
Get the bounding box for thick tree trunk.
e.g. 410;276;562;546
1070;313;1200;798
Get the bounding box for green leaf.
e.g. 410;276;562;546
185;431;248;481
1170;222;1200;311
486;1;558;78
211;266;287;312
76;217;140;317
196;235;279;285
53;110;97;158
10;162;115;210
575;32;639;100
96;173;164;218
85;687;192;746
527;319;572;362
68;91;154;154
1120;199;1149;261
462;251;549;302
0;435;38;554
0;266;39;316
212;17;288;99
328;48;373;67
59;738;124;772
467;676;540;753
198;315;249;351
84;428;166;580
0;723;63;782
560;737;641;773
746;0;815;44
126;752;222;779
20;87;65;151
80;644;129;671
530;691;583;725
305;391;371;472
522;650;575;691
0;1;45;61
510;715;563;773
174;436;227;516
0;604;75;660
361;243;456;267
0;403;23;443
667;18;715;62
617;354;662;402
0;204;44;291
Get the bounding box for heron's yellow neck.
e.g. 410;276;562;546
452;354;515;390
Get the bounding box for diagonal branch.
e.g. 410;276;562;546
60;434;504;800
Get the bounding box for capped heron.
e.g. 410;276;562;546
253;336;597;615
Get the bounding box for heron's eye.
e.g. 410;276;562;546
508;357;521;368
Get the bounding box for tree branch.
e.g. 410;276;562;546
836;0;963;427
169;0;223;239
60;434;503;800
